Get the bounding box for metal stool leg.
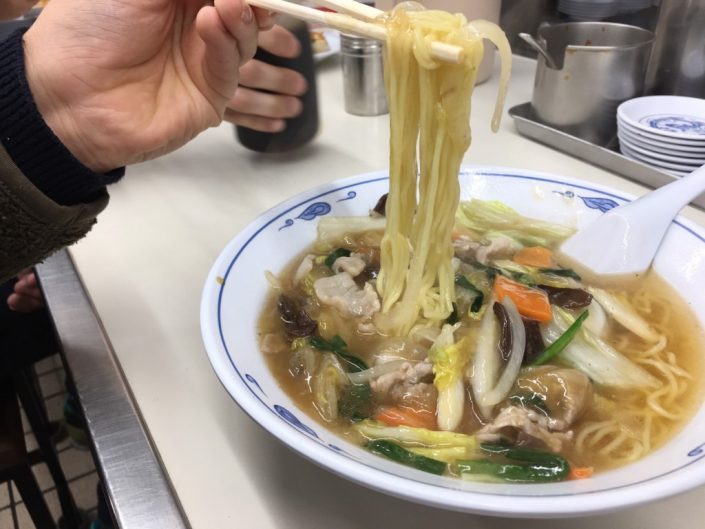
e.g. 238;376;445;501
13;369;83;529
12;464;57;529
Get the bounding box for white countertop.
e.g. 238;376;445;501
69;54;705;528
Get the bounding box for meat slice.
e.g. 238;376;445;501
513;367;593;431
314;272;380;319
332;254;367;277
476;405;573;453
371;360;434;394
453;235;522;264
371;360;437;413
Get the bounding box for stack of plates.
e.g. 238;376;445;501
558;0;620;20
558;0;652;19
617;96;705;177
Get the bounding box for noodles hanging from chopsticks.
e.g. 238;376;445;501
375;3;511;336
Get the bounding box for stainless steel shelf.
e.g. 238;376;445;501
36;250;189;529
509;102;705;211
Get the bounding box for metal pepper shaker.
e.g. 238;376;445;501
340;33;388;116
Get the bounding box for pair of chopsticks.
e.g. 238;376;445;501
246;0;465;63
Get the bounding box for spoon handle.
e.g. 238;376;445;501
633;164;705;215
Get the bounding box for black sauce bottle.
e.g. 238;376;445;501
235;16;319;153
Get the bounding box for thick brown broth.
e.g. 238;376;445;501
258;246;705;474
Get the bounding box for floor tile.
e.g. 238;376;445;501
44;393;65;423
0;506;18;529
68;471;100;512
38;370;65;400
0;483;8;510
60;448;97;481
34;354;61;376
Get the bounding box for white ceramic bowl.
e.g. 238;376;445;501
618;96;705;141
200;166;705;518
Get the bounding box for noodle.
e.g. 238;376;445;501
375;4;511;336
571;280;698;468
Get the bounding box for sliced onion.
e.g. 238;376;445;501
347;359;408;385
471;296;499;419
481;296;526;407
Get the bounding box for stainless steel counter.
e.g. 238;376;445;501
36;251;188;529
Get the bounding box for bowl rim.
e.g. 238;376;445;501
200;165;705;518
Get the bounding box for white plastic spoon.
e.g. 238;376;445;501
558;164;705;283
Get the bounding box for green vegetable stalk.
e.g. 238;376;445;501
531;310;589;366
366;440;447;475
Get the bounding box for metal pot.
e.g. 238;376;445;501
530;22;654;146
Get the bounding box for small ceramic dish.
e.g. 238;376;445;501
618;96;705;141
620;142;700;172
618;134;705;165
617;124;705;156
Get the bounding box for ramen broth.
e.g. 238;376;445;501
258;234;704;477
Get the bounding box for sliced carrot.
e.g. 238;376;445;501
493;275;552;323
513;246;555;268
374;406;437;430
568;466;594;480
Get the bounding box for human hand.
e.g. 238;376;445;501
225;24;308;133
0;0;37;20
23;0;276;173
7;269;44;313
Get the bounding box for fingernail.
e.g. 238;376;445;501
242;5;253;24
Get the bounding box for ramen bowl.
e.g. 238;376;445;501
200;166;705;518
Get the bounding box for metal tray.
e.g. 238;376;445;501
508;102;705;211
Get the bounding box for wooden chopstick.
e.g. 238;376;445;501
246;0;464;63
314;0;381;22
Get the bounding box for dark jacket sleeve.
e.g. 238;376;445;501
0;144;108;282
0;28;124;281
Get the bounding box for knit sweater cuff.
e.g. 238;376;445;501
0;29;124;206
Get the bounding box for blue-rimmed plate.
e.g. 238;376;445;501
200;166;705;518
618;96;705;142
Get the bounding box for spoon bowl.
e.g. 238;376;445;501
558;164;705;283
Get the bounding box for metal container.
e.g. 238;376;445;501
646;0;705;97
530;22;654;145
340;33;388;116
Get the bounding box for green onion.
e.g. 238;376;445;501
455;275;484;312
338;383;372;422
539;267;582;281
471;262;500;280
531;310;589;366
309;335;368;372
454;443;569;483
366;440;447;475
509;271;536;286
324;248;352;269
454;459;567;483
